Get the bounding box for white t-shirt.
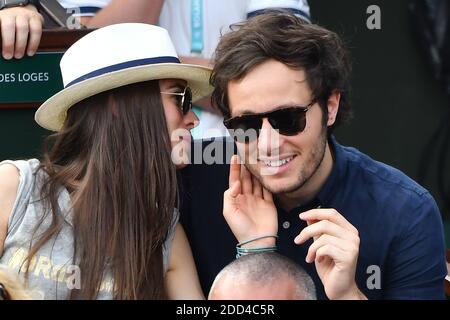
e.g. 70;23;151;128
159;0;310;58
159;0;248;59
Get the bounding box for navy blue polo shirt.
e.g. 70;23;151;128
275;136;447;299
180;136;447;299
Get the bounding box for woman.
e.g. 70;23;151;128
0;23;277;300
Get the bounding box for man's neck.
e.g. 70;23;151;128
277;141;334;212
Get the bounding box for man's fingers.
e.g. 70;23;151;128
223;181;241;219
224;181;241;202
263;187;273;202
13;16;29;59
229;181;241;198
27;15;42;56
228;155;241;188
314;243;346;265
1;16;16;59
299;208;359;235
241;164;253;195
304;234;350;263
294;219;356;244
251;174;262;198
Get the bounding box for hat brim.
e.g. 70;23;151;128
35;63;213;131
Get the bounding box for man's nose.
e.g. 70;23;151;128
257;118;282;157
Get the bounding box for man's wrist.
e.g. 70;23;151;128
333;284;367;300
240;237;276;249
236;235;277;258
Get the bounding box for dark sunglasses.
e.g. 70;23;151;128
223;101;316;143
160;86;193;115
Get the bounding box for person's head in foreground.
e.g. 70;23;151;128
208;252;316;300
0;23;212;300
211;10;352;195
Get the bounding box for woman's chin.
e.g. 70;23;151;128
175;162;188;170
171;138;192;169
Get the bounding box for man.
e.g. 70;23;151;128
208;252;316;300
180;11;447;299
159;0;311;140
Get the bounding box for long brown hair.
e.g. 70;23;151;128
25;80;178;299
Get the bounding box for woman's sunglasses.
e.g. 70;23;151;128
223;101;316;143
160;86;193;115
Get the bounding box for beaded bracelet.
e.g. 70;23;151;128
236;235;278;259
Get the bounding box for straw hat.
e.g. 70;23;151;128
35;23;213;131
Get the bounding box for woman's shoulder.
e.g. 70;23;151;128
0;162;21;254
0;161;29;212
0;163;20;192
0;159;41;177
0;159;42;229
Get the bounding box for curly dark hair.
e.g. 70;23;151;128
211;10;353;132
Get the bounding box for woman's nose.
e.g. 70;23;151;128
184;109;199;130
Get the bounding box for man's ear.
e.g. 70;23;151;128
327;91;341;127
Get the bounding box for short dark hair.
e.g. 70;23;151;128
210;252;316;300
211;10;353;132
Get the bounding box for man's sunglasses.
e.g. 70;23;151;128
160;86;193;115
223;101;316;143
